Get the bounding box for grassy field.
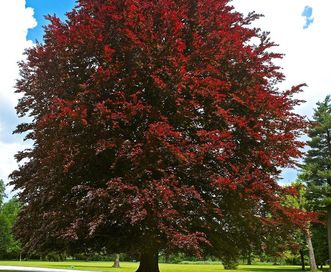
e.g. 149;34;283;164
0;261;309;272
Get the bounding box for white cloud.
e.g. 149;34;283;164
0;141;29;196
0;0;36;196
232;1;331;183
0;0;36;105
232;0;331;118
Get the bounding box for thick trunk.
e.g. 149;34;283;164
306;227;317;272
328;205;331;272
136;250;160;272
112;253;120;268
299;249;305;271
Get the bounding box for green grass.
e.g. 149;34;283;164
0;261;309;272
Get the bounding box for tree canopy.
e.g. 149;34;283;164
11;0;308;271
299;96;331;270
301;96;331;208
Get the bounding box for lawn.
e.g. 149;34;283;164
0;261;307;272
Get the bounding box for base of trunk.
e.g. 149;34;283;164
247;255;252;265
306;227;317;272
136;250;160;272
299;249;305;271
112;254;120;268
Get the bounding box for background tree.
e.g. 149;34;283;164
311;221;328;269
0;213;11;259
0;179;5;208
11;0;307;271
1;198;21;259
284;183;318;271
0;180;21;259
0;179;10;259
112;253;120;268
300;96;331;271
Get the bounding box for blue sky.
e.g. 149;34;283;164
26;0;76;41
0;1;330;197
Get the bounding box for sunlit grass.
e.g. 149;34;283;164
0;261;310;272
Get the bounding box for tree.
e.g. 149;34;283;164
0;213;11;259
11;1;307;271
1;198;21;227
311;221;329;269
0;179;10;259
112;253;120;268
0;179;5;208
1;198;21;258
284;183;317;271
300;96;331;271
0;181;21;259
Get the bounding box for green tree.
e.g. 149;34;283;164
311;221;329;269
1;198;21;258
0;213;11;258
0;179;10;259
0;179;21;259
300;95;331;271
283;183;317;271
0;179;5;208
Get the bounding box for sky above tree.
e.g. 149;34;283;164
0;0;330;197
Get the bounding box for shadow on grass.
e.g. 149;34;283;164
240;266;303;272
239;267;329;272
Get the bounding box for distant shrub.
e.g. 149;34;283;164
45;252;65;262
222;256;239;270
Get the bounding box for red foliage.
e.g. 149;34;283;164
11;0;307;259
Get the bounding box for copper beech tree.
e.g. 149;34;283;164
11;0;308;271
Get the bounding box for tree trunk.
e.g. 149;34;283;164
247;252;252;265
136;250;160;272
165;253;170;263
112;253;120;268
299;249;305;271
306;227;317;272
328;205;331;272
